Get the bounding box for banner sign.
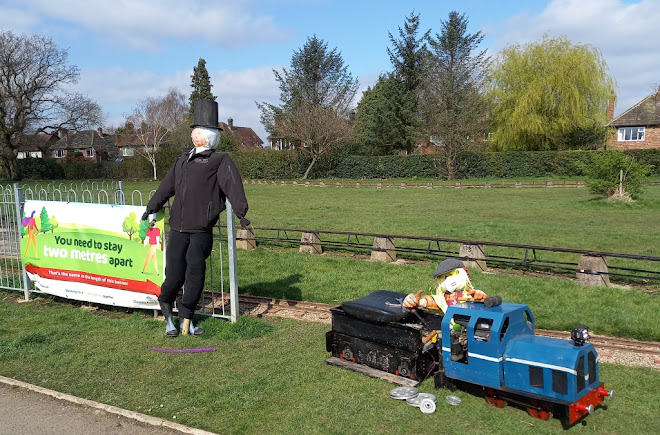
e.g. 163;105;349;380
20;200;165;309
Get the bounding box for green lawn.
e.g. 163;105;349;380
0;290;657;435
2;179;660;434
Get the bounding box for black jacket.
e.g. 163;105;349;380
146;149;249;233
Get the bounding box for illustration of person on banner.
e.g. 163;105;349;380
22;210;40;258
142;218;161;275
143;98;250;337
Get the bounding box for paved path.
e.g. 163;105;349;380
0;376;216;435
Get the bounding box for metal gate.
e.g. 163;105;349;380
0;181;239;322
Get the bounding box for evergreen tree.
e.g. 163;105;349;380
39;207;52;233
188;58;216;122
258;35;358;178
422;11;489;179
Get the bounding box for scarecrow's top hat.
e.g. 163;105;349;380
191;99;222;130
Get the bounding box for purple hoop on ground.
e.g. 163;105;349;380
148;346;216;353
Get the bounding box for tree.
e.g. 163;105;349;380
0;30;103;180
354;74;408;155
385;11;429;152
39;206;52;233
258;35;358;178
188;58;216;122
421;11;489;179
581;152;652;201
122;212;140;240
128;88;188;180
487;35;615;151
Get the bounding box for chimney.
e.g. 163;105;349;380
608;92;616;122
58;128;68;139
228;117;233;130
97;127;103;137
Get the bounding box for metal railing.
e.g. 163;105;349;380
0;182;239;322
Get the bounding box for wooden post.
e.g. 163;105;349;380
300;232;323;254
236;228;256;250
459;244;487;271
371;237;396;262
576;255;610;287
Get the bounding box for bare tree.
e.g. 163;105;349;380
279;103;353;179
0;30;102;180
128;88;187;180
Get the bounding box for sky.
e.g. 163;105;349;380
1;0;659;147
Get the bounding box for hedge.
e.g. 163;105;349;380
14;148;660;181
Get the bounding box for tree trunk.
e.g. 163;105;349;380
1;155;19;180
302;156;317;180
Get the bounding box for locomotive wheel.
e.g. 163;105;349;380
485;396;508;408
527;400;553;420
485;389;507;408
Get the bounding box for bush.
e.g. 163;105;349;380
580;151;653;199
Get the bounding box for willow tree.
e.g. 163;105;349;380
487;35;615;151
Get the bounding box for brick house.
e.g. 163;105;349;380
607;86;660;150
48;128;119;161
218;118;264;149
16;133;60;159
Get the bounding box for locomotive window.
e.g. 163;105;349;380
500;317;509;341
552;370;568;395
577;356;585;392
529;366;544;388
474;318;492;342
588;352;597;384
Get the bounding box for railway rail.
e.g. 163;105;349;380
221;294;660;369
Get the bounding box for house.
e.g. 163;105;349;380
607;86;660;150
16;133;60;159
218;118;264;149
48;128;119;161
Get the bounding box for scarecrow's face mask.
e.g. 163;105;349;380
437;267;470;294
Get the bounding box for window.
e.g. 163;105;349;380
529;366;544;388
85;148;94;157
123;147;134;157
588;352;597;385
617;127;645;141
577;356;585;392
552;370;568;395
55;149;65;158
474;318;492;342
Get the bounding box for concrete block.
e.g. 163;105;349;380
459;244;487;271
236;228;256;250
371;237;396;262
300;232;323;254
577;255;610;287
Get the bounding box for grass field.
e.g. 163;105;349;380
2;179;659;433
1;290;658;435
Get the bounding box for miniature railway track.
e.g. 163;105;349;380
228;295;660;367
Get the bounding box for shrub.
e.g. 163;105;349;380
580;151;653;199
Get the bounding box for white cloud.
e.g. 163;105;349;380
8;0;292;52
0;6;40;31
490;0;660;115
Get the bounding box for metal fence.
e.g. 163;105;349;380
0;182;239;322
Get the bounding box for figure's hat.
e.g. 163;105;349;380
433;258;465;278
191;99;222;130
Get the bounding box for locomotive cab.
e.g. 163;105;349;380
441;302;535;389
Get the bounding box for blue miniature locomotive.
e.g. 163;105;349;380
326;290;613;426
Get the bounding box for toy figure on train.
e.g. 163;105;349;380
325;259;613;427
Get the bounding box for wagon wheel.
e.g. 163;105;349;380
484;389;508;408
341;348;355;362
527;400;553;421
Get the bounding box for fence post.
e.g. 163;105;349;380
459;244;487;271
371;237;396;262
300;232;323;254
117;181;125;205
13;183;30;301
226;200;239;322
577;255;610;287
237;228;256;250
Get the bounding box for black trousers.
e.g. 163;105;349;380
158;230;213;319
